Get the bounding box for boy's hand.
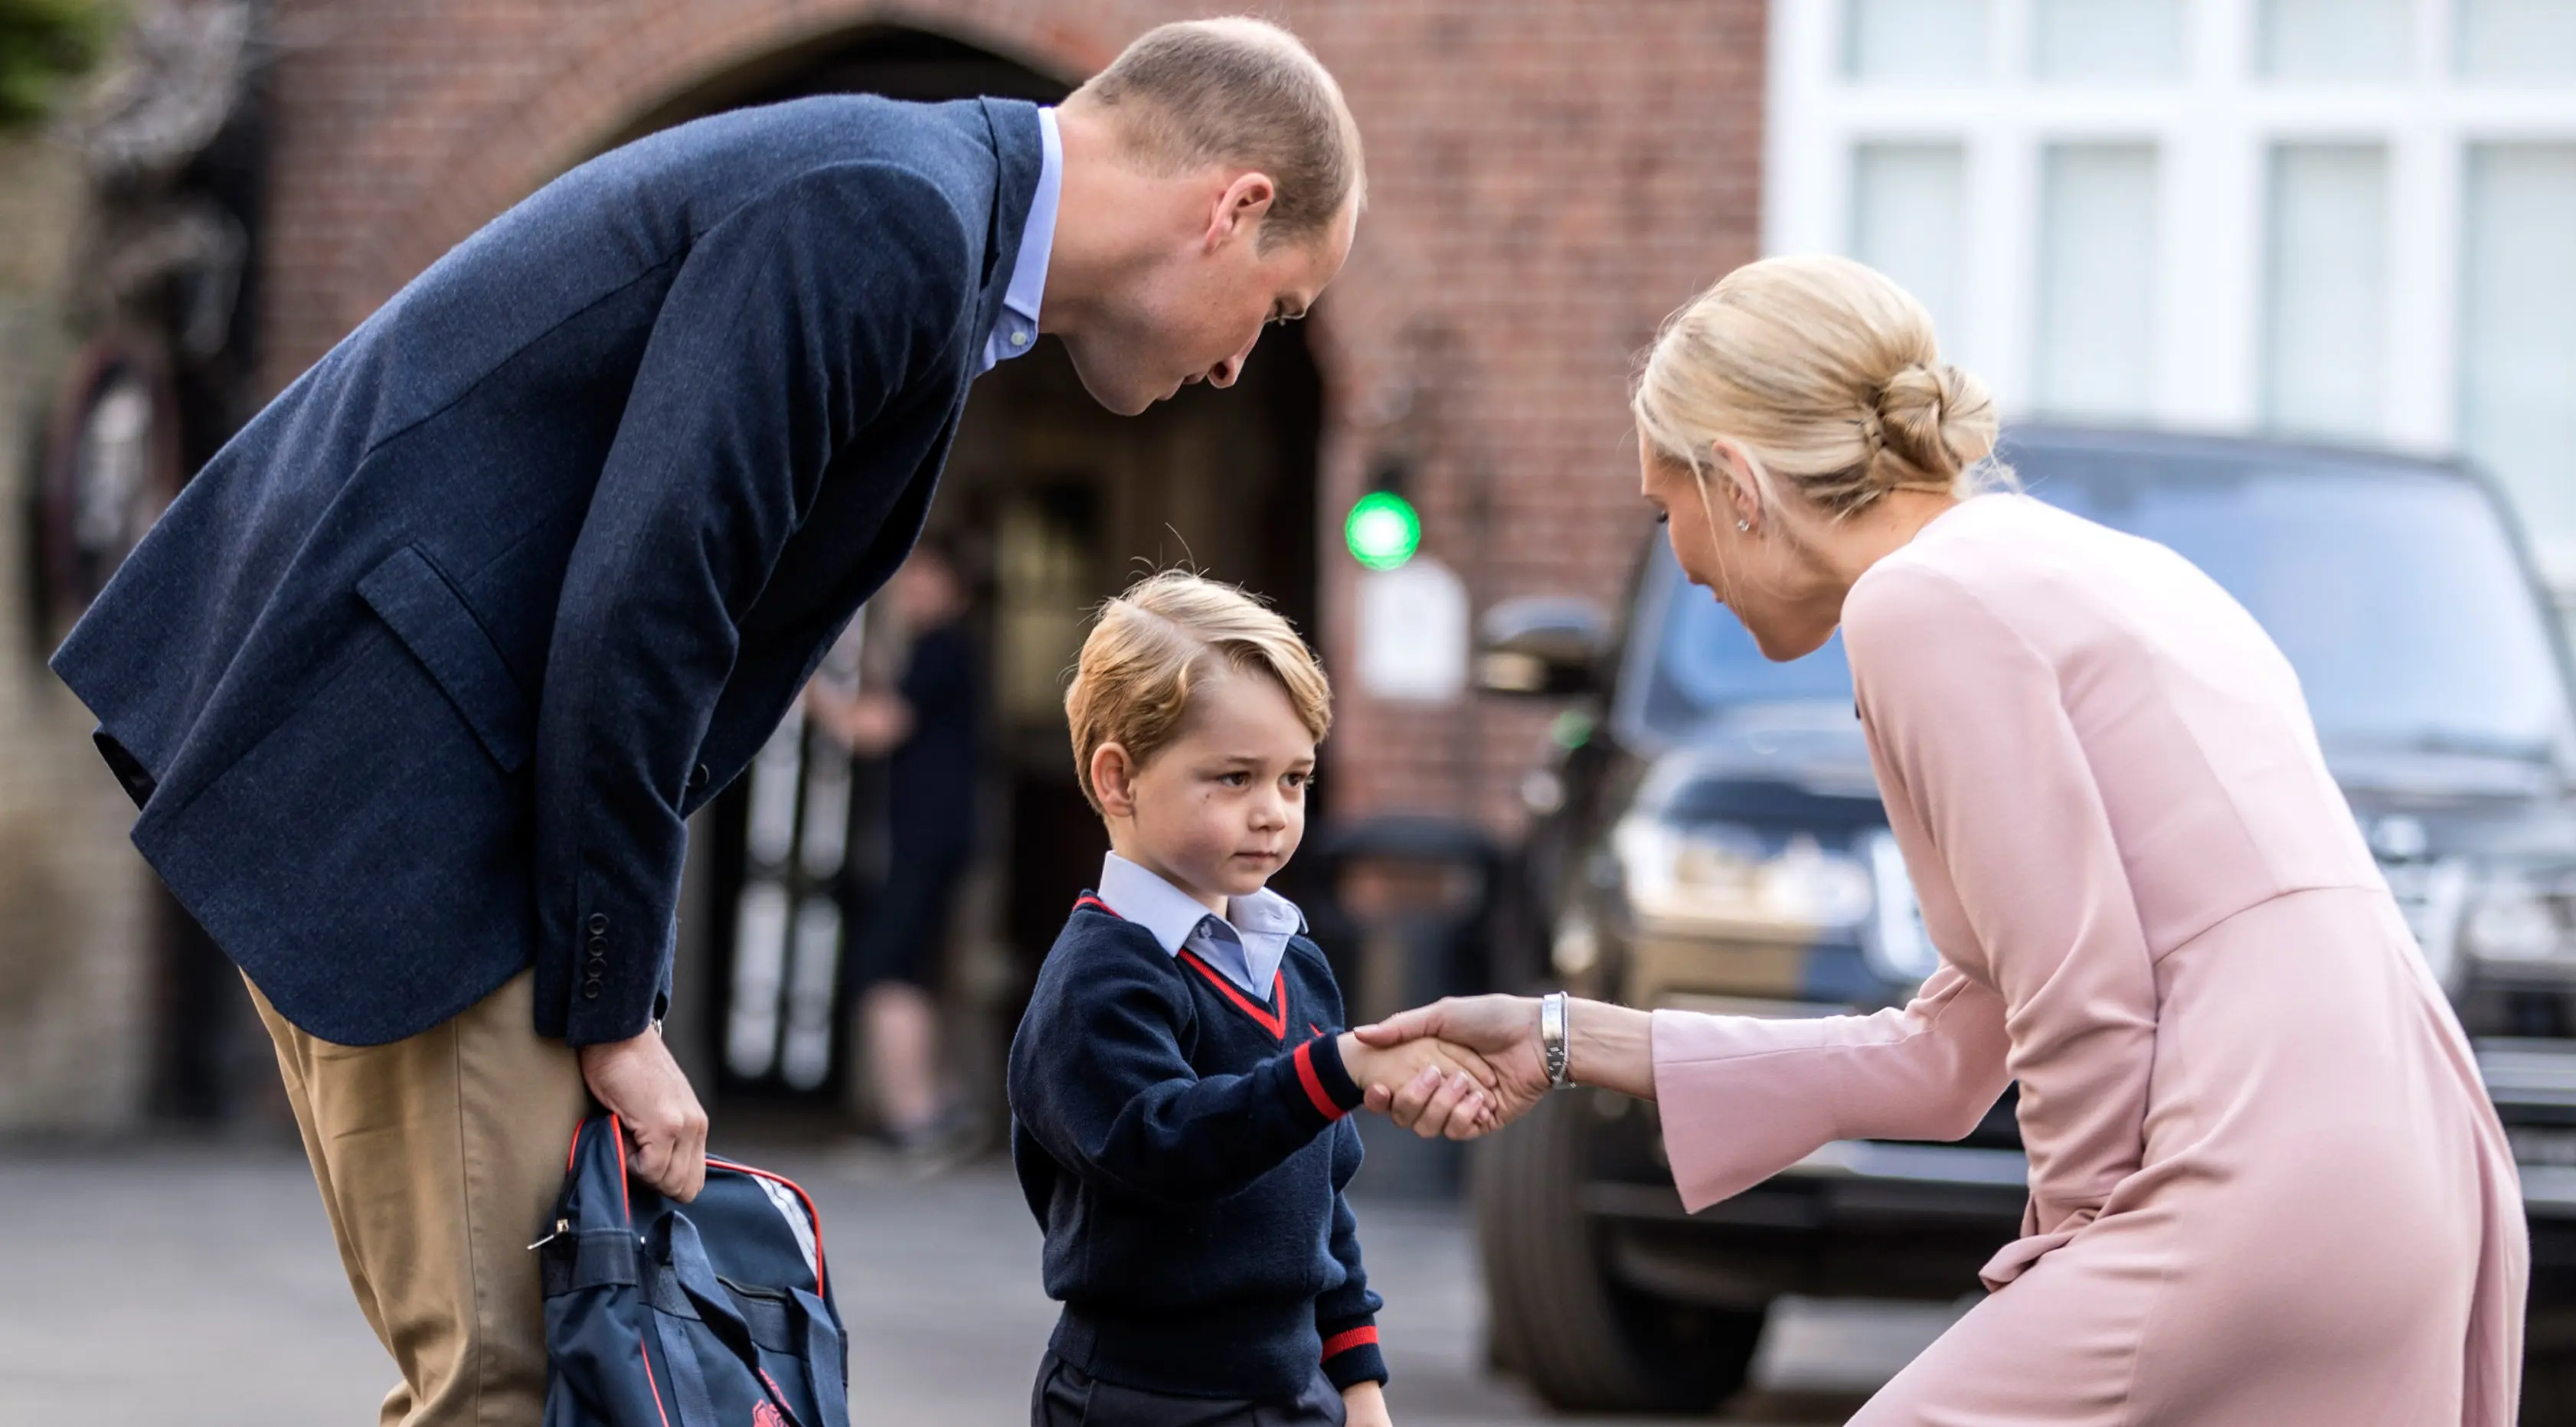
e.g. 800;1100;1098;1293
1338;1031;1496;1135
1341;1380;1393;1427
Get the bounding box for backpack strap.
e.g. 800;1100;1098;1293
652;1213;844;1427
653;1313;721;1427
792;1287;850;1427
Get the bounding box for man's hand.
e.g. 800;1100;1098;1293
1337;1030;1496;1138
577;1028;709;1202
1341;1380;1393;1427
1356;994;1551;1138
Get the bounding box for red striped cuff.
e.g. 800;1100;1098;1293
1293;1038;1348;1122
1320;1325;1380;1360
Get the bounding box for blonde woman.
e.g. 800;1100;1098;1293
1361;255;2525;1423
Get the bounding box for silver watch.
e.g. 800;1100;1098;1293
1540;992;1574;1089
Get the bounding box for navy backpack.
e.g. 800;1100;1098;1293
541;1114;849;1427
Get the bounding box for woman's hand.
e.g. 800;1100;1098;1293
1354;994;1551;1138
1357;994;1660;1138
1339;1032;1498;1135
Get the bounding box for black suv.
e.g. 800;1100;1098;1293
1471;427;2576;1415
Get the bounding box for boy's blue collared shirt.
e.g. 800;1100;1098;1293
979;105;1061;374
1095;852;1305;998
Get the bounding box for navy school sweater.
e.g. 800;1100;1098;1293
1006;893;1389;1401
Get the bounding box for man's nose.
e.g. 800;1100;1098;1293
1208;331;1262;389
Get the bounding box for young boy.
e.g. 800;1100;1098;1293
1008;572;1494;1427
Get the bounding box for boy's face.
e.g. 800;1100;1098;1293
1096;669;1316;910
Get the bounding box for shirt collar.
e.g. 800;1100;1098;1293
1095;852;1305;955
978;106;1061;373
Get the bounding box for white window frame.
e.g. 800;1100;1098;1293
1767;0;2576;455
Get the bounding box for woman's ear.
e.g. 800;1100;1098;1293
1707;438;1765;532
1091;742;1139;819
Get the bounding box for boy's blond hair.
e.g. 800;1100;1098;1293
1066;571;1332;813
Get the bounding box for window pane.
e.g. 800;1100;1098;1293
2461;145;2576;583
2260;0;2411;78
2037;144;2159;419
1845;0;1988;80
2033;0;2184;80
1852;143;1970;349
2264;145;2388;438
2458;0;2576;80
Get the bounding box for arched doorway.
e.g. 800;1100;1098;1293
628;28;1326;1125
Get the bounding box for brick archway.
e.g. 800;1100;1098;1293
260;0;1389;564
345;2;1127;328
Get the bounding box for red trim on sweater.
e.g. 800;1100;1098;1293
1320;1325;1381;1360
1293;1040;1347;1121
1176;950;1289;1039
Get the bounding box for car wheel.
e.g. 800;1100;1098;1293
1472;1088;1768;1412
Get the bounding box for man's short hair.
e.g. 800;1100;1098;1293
1064;570;1332;813
1072;17;1365;250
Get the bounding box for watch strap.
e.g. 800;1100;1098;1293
1541;992;1573;1089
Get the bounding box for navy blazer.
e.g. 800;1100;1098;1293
51;96;1043;1047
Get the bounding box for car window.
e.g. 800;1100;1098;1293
1636;444;2575;760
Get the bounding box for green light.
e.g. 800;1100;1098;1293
1344;491;1420;570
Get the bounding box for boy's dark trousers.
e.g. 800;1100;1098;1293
1030;1353;1348;1427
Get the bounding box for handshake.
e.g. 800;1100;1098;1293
1332;994;1558;1141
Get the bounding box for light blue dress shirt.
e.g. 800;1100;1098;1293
1095;852;1307;999
979;106;1062;374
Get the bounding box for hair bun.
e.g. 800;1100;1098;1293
1868;361;1996;492
1630;254;2009;518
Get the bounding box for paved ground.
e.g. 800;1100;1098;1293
0;1136;1964;1425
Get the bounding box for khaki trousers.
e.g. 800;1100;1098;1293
247;969;591;1427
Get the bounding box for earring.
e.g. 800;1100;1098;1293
1736;519;1752;533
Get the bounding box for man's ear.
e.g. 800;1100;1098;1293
1091;742;1139;818
1205;171;1279;251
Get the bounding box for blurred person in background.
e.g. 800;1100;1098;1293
46;16;1362;1425
806;540;984;1161
1365;255;2525;1426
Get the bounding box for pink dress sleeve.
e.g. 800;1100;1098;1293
1652;968;2009;1210
1653;561;2159;1262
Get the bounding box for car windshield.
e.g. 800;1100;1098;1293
1634;442;2576;761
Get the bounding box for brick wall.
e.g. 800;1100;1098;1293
257;0;1768;834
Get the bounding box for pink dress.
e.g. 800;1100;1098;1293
1650;494;2526;1425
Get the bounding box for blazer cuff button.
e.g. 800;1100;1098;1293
587;913;609;935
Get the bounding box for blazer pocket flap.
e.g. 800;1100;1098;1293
357;546;533;772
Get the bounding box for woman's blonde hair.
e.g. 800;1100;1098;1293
1065;570;1332;813
1632;254;2003;523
